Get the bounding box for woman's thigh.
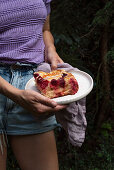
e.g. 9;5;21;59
9;130;59;170
0;135;7;170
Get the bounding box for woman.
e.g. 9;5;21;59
0;0;66;169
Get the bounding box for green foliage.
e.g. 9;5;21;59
92;1;113;26
102;122;112;131
106;46;114;61
55;123;113;170
51;1;113;168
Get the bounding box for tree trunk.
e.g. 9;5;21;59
94;0;111;133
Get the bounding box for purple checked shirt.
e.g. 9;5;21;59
0;0;52;64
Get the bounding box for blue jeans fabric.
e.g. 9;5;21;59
0;63;58;135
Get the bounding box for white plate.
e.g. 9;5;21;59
25;70;93;104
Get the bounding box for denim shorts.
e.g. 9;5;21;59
0;62;58;136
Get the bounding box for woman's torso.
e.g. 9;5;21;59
0;0;48;64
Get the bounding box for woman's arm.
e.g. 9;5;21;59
43;15;63;70
0;76;20;100
43;15;55;50
0;76;66;115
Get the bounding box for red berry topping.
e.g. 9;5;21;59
51;79;58;87
33;73;39;79
40;80;49;90
62;73;67;77
37;76;43;84
69;78;79;93
59;78;65;88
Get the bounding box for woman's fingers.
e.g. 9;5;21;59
36;103;67;114
35;92;57;108
51;58;64;70
51;58;57;70
58;58;64;63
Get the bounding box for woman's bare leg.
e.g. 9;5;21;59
9;130;59;170
0;134;7;170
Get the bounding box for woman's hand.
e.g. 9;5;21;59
17;89;66;116
0;76;67;116
45;46;63;70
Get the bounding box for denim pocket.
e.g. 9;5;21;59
18;69;35;90
0;67;10;82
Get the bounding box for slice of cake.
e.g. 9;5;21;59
33;69;79;99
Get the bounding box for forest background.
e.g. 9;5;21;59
7;0;113;169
